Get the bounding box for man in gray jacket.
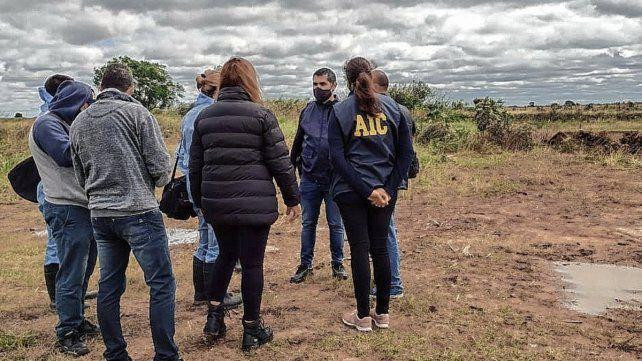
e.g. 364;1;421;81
70;64;180;361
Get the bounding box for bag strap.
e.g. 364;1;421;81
171;138;184;181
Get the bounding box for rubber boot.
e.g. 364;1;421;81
44;263;59;311
193;257;206;306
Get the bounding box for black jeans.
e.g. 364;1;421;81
335;192;396;319
206;225;271;321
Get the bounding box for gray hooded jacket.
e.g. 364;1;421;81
70;89;171;217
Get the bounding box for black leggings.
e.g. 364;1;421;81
206;225;271;321
335;192;395;318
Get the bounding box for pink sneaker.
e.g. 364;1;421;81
370;309;390;329
342;310;372;332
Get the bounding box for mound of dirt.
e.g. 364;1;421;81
548;130;641;154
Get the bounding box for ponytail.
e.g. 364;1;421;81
344;57;381;116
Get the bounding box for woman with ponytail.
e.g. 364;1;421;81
328;57;414;331
189;57;301;351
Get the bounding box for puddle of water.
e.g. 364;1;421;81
34;228;198;246
554;262;642;315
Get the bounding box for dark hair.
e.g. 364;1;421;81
372;69;389;90
313;67;336;84
44;74;74;96
220;57;262;104
344;57;381;116
100;63;134;92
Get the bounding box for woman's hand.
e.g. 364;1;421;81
368;188;390;208
286;204;301;222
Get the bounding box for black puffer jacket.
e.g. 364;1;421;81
189;86;300;226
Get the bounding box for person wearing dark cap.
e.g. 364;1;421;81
70;63;180;361
176;68;242;309
329;57;413;332
289;67;347;284
28;80;99;356
369;68;417;300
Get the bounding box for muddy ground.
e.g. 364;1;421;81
0;148;640;360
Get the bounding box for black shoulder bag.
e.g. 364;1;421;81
159;142;197;220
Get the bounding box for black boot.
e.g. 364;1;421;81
193;257;206;305
203;304;226;345
44;263;59;311
242;318;273;352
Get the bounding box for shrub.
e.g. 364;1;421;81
13;113;22;118
473;97;533;151
388;81;436;110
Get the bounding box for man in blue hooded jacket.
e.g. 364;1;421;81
36;74;74;310
28;80;99;357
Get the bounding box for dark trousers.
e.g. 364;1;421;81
206;225;271;321
335;192;395;318
91;210;179;361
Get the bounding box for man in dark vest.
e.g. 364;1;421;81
290;68;348;283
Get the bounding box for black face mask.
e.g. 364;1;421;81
314;87;333;102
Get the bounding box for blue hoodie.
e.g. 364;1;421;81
32;80;94;167
38;86;53;116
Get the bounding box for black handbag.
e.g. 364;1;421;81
8;156;41;203
159;143;196;220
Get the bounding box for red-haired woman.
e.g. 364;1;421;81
328;57;413;331
189;57;301;351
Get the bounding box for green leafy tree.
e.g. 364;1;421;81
387;80;436;110
93;56;184;110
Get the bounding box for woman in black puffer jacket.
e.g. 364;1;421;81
189;57;301;351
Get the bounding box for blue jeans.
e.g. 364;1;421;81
387;215;404;295
299;176;344;267
37;183;58;265
193;208;219;263
92;210;179;361
42;201;97;339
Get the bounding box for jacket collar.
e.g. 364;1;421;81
217;86;251;102
97;88;140;104
194;92;214;106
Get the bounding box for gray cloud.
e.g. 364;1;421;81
0;0;640;116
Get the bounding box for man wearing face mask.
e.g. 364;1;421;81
290;68;347;283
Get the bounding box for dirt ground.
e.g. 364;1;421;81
0;148;640;360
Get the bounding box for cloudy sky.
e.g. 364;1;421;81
0;0;640;116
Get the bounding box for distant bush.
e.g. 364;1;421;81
13;113;22;118
473;97;533;151
388;81;437;110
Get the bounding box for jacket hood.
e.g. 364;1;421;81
84;88;141;118
49;81;95;124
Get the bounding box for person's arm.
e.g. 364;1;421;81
327;110;373;199
384;110;414;196
33;119;73;167
138;111;172;188
289;109;305;171
261;110;300;207
188;119;204;209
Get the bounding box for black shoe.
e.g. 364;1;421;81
290;264;312;284
193;257;206;304
222;292;243;310
203;304;227;344
242;318;273;352
57;330;90;357
332;262;349;280
77;318;101;338
44;263;58;309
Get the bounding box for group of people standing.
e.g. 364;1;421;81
28;55;414;360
